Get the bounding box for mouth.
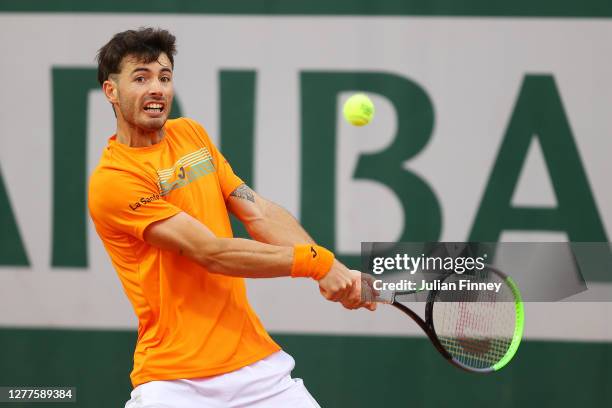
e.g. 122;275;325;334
143;102;165;116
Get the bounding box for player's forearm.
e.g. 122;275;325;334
246;201;315;246
192;237;294;278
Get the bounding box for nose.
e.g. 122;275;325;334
148;78;164;96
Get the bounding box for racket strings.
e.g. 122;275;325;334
432;271;517;369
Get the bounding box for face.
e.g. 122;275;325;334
105;53;174;132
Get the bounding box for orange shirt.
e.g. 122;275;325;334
88;118;280;387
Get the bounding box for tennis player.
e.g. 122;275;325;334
88;28;375;408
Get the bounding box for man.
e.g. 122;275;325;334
88;28;375;407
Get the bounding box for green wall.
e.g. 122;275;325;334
0;328;610;407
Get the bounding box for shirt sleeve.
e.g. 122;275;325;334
182;118;245;200
88;169;182;241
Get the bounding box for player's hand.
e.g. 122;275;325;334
340;270;378;311
319;261;377;311
318;259;354;302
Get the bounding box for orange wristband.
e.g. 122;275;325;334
291;244;335;281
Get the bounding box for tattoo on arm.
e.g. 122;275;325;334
230;184;255;203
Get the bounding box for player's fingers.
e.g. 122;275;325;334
341;279;362;309
342;300;376;311
336;284;354;302
319;287;332;301
349;277;363;305
320;286;341;302
342;303;360;311
341;297;377;311
362;273;380;298
327;280;352;302
362;273;375;284
360;274;379;300
361;281;375;302
326;288;343;302
341;295;361;310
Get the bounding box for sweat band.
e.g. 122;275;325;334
291;244;335;280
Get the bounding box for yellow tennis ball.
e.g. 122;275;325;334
343;93;375;126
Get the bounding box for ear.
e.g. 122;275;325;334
102;78;119;104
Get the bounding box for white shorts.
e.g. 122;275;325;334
124;351;321;408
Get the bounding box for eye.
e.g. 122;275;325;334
134;76;146;83
160;76;171;83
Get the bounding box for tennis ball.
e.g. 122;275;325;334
343;93;375;126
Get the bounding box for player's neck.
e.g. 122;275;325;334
115;121;165;148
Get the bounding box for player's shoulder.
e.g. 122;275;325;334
89;164;132;203
88;164;158;219
167;117;211;142
89;162;123;187
90;146;131;183
166;117;204;133
89;146;156;195
88;165;122;216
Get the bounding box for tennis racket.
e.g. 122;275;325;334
386;265;524;373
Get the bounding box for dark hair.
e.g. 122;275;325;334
96;27;176;85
